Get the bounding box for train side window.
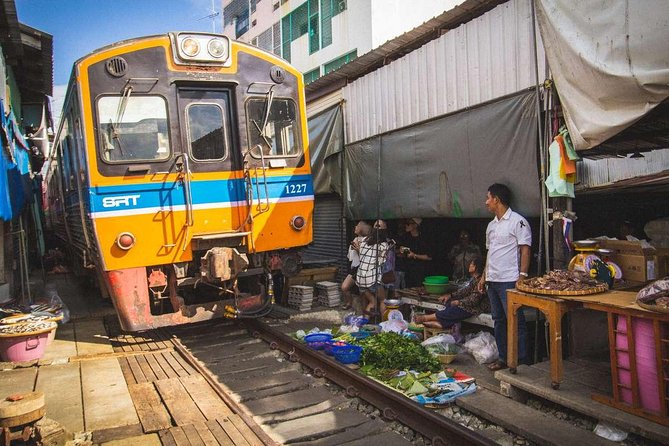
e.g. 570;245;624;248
186;103;228;161
246;98;300;158
96;95;170;163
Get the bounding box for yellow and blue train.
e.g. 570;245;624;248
44;32;313;331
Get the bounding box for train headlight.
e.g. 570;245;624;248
181;38;201;57
290;216;306;231
171;33;232;67
207;38;228;59
116;232;136;250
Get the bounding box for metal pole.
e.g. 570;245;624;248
530;0;549;274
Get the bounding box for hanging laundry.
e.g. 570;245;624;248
559;126;580;161
544;138;575;198
555;134;576;176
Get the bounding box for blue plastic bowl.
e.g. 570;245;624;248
323;340;337;356
349;331;371;341
304;333;333;350
332;344;363;364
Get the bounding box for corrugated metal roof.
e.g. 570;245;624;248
305;0;506;101
342;0;544;143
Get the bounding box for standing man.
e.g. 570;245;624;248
396;218;432;288
480;183;531;371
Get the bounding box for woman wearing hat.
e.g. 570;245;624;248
396;218;432;288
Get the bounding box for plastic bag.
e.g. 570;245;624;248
593;422;628;442
463;331;498;364
421;333;460;354
45;283;70;324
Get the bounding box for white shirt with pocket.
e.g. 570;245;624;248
485;207;531;282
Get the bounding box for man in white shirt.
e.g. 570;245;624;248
480;183;531;371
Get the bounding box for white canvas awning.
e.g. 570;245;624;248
535;0;669;151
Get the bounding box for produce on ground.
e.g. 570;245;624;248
355;331;441;373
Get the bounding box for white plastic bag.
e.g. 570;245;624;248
463;331;498;364
593;422;628;442
45;283;70;324
421;333;460;354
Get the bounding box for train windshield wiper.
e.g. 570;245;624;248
110;85;133;155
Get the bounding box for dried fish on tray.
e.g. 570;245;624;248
517;270;608;296
0;320;57;337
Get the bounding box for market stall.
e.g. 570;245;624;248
506;282;669;426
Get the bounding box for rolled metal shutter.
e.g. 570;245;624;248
302;193;347;281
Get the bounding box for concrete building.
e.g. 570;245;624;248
221;0;464;83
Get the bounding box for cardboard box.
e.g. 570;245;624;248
599;240;658;282
654;248;669;278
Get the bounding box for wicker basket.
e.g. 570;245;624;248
437;353;457;365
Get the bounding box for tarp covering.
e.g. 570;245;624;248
308;104;343;195
535;0;669;151
344;91;541;219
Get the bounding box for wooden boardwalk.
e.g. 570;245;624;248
108;324;267;446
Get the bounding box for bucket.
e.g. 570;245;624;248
0;331;50;362
0;321;57;362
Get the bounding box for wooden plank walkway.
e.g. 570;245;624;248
106;324;267;446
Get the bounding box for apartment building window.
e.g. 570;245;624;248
272;22;281;56
304;67;320;84
275;0;348;61
324;49;357;74
320;0;333;47
257;28;272;51
309;0;319;54
236;9;250;38
335;0;346;14
281;16;291;62
251;0;258;13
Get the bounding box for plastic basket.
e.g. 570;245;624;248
332;344;363;364
349;331;371;341
304;333;333;350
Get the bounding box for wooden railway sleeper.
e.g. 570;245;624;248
245;319;494;446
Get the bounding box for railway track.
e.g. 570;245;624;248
165;317;495;446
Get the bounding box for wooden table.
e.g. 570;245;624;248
506;290;580;389
506;288;669;425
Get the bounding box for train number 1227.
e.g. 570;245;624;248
284;183;307;195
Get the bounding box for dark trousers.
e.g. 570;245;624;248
435;305;473;328
487;281;527;364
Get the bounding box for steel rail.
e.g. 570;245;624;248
245;319;494;446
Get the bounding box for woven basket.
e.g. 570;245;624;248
437;353;457;365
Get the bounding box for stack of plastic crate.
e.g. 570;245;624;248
287;285;314;311
315;281;341;308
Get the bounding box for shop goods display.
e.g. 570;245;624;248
315;281;341;307
517;270;608;295
636;277;669;313
287;285;314;311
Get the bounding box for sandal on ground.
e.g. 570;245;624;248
487;361;508;371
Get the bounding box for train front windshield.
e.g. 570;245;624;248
97;94;170;163
247;98;299;158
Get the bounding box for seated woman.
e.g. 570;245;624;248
414;257;489;329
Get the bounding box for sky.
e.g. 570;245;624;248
15;0;221;120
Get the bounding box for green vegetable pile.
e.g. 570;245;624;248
355;332;441;373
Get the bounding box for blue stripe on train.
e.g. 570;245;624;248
89;174;313;213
